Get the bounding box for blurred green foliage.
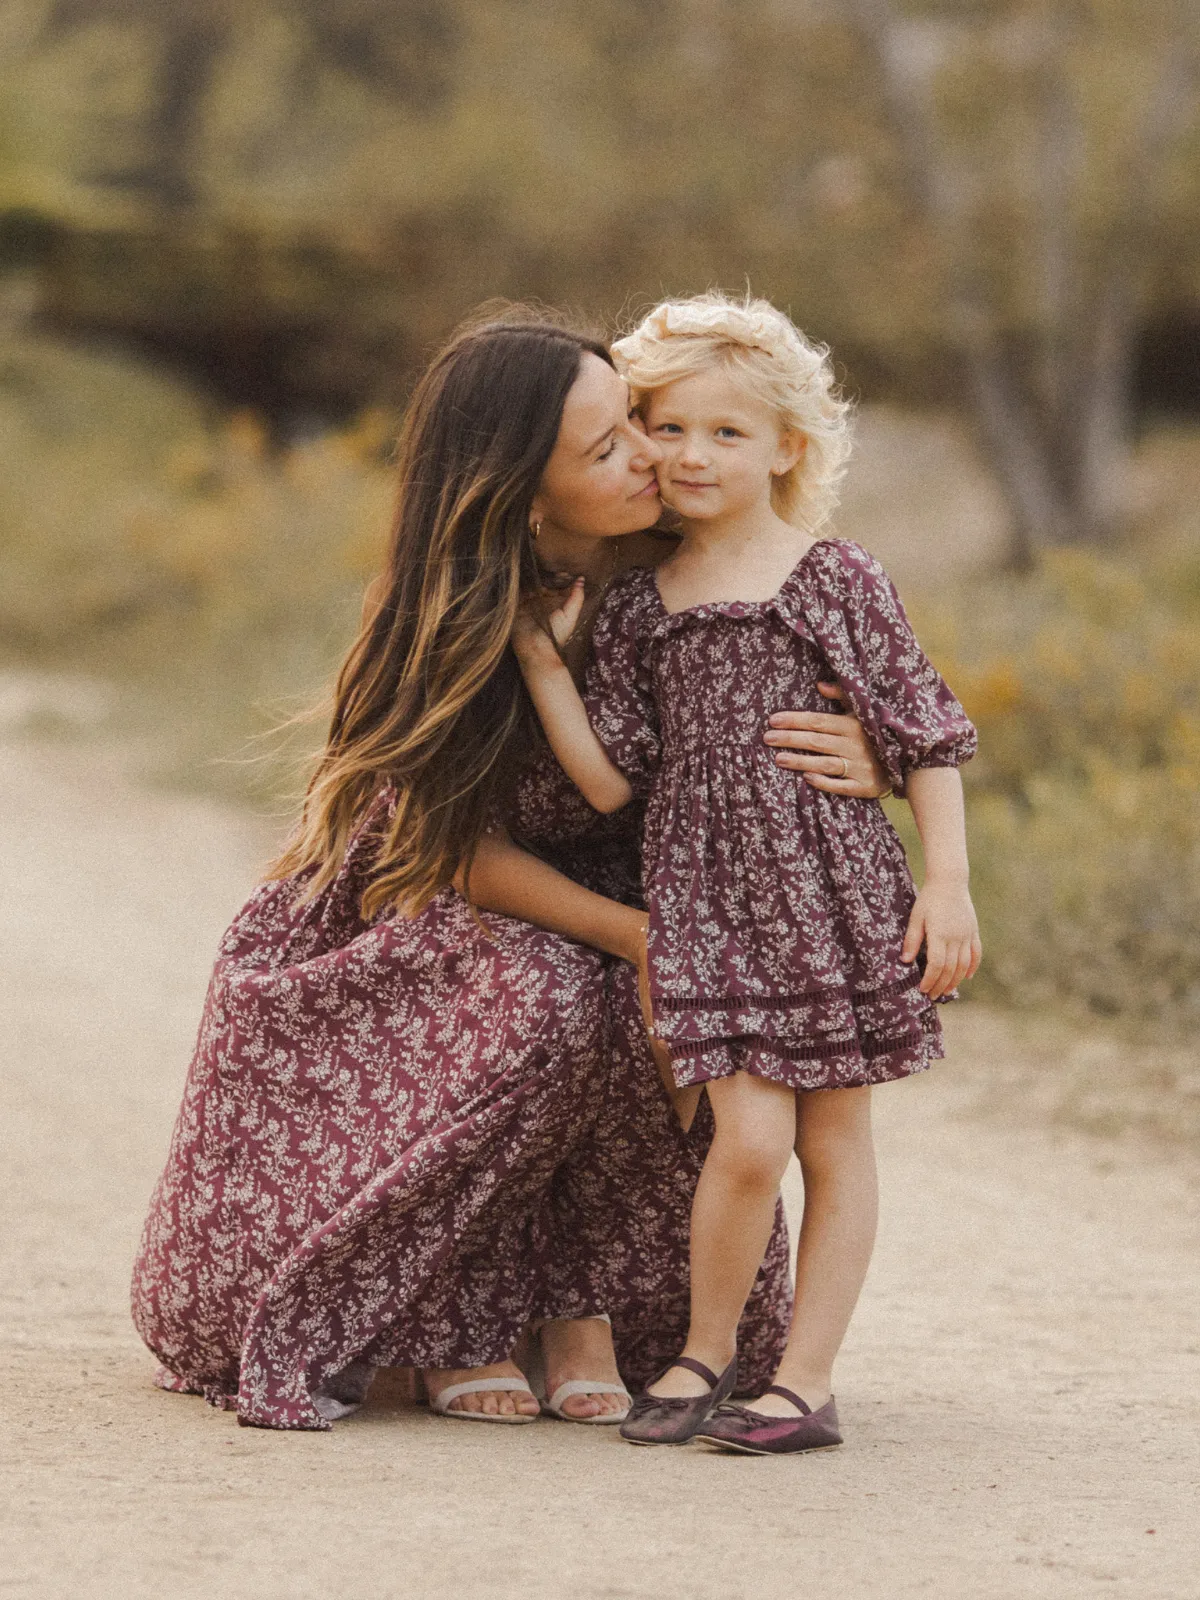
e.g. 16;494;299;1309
1;0;1196;413
0;332;394;779
910;547;1200;1029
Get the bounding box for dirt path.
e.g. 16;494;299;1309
2;733;1196;1600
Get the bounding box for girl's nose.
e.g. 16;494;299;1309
678;434;708;466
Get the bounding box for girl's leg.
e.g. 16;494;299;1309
648;1071;796;1398
749;1083;878;1416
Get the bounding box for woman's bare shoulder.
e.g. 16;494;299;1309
614;529;680;574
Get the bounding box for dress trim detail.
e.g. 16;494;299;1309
655;973;923;1012
667;1015;935;1066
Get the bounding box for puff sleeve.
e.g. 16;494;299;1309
789;541;977;796
581;569;662;799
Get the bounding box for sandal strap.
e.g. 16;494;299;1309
668;1356;721;1389
546;1380;631;1411
764;1384;811;1415
430;1377;534;1414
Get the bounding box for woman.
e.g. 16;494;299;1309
131;307;887;1430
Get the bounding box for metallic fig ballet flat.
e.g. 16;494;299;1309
618;1355;738;1446
694;1385;843;1455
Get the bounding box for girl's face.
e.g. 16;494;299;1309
531;354;664;539
643;368;803;523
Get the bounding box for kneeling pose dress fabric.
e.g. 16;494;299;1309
584;538;977;1091
131;754;793;1430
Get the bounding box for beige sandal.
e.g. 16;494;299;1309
543;1379;632;1425
428;1376;539;1425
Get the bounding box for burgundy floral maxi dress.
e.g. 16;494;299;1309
131;740;793;1431
584;538;978;1090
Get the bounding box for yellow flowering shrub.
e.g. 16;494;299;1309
911;550;1200;1030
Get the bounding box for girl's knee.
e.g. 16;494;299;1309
710;1138;792;1193
707;1071;796;1188
709;1117;794;1190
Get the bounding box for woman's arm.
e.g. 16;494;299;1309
455;827;645;963
513;580;633;814
764;683;890;796
458;829;691;1123
900;767;982;999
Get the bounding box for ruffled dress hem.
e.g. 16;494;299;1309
665;1005;944;1091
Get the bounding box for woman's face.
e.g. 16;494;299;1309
531;354;663;540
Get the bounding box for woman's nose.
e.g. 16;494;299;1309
630;426;663;467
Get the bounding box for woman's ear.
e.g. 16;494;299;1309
772;429;806;478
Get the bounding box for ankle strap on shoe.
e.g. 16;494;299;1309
765;1384;811;1415
668;1356;721;1389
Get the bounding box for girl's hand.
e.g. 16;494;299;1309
512;577;586;670
764;683;890;797
901;880;982;999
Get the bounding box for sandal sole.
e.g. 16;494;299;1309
434;1410;539;1424
546;1412;631;1425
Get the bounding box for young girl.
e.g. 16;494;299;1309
514;292;981;1454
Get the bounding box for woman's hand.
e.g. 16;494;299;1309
901;879;982;999
629;911;699;1131
763;682;889;797
630;913;657;1038
511;577;586;671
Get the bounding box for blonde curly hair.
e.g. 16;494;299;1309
612;291;853;532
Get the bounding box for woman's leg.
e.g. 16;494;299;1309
537;1316;626;1418
748;1083;878;1416
648;1072;796;1398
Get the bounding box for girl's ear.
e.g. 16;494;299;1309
772;428;806;478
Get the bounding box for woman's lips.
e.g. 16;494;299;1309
632;478;661;498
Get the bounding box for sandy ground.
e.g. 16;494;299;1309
2;733;1197;1600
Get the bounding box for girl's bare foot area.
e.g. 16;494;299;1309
646;1346;735;1399
422;1360;540;1418
743;1374;833;1417
539;1316;628;1419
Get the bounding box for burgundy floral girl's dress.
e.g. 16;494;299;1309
584;537;978;1091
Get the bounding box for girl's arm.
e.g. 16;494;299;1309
900;767;982;999
512;579;634;814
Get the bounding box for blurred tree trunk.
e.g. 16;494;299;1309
845;0;1199;566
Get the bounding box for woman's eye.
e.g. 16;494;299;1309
597;438;617;461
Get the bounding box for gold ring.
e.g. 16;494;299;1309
838;757;849;778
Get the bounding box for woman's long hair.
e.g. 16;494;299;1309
269;308;614;918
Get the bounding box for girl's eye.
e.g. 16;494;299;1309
654;423;682;435
717;426;741;439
